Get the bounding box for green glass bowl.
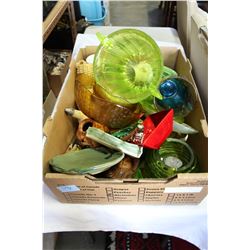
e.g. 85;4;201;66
143;138;199;178
93;29;163;103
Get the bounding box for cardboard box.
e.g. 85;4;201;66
46;50;72;97
43;46;208;205
43;90;57;126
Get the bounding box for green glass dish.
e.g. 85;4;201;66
93;29;164;103
143;138;199;178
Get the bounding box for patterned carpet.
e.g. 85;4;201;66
105;231;200;250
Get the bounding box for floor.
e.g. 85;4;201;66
54;232;107;250
43;1;172;250
109;1;165;27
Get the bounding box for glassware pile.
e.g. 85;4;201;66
49;29;200;179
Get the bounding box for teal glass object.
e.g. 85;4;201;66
139;66;178;115
155;77;197;117
143;138;199;178
93;29;164;103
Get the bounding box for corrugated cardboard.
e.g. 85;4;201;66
177;0;208;117
43;46;208;205
43;90;56;126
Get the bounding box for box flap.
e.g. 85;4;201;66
43;116;53;137
43;90;57;126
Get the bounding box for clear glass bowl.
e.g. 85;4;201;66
93;29;164;103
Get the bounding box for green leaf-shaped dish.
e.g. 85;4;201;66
49;148;124;175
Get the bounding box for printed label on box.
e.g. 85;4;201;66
57;185;80;193
164;186;203;193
